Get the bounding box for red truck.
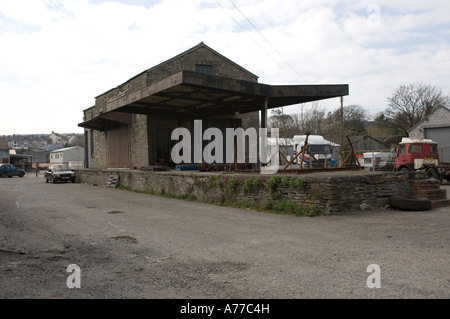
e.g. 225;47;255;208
394;138;450;183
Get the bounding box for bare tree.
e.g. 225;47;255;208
268;103;369;140
269;108;294;137
322;105;369;138
294;102;326;134
378;83;448;136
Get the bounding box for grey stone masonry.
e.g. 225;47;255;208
83;43;261;170
73;169;424;214
409;107;450;139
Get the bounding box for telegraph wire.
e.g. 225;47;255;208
227;0;308;84
215;0;343;113
212;0;300;83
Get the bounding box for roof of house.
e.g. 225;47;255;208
375;136;404;147
97;42;258;99
324;135;390;152
81;43;349;131
350;135;386;148
80;70;348;131
50;146;84;153
147;42;259;79
408;106;450;133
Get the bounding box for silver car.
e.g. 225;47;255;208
44;164;76;183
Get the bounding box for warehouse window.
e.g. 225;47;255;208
196;64;212;75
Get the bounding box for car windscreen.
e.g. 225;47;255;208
53;165;71;171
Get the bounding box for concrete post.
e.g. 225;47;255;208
261;97;268;129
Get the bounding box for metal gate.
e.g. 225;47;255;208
425;127;450;162
107;125;130;168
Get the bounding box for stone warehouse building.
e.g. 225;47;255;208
79;43;348;169
408;106;450;162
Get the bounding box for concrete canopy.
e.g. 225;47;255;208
79;70;349;131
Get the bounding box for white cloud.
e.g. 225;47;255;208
0;0;449;134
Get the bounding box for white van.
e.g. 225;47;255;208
293;135;338;168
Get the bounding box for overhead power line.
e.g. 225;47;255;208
227;0;308;83
210;0;300;82
211;1;344;113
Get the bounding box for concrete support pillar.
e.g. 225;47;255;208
261;96;268;129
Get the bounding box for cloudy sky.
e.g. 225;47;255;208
0;0;449;135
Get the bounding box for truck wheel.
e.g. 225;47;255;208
389;195;432;211
426;168;438;180
400;167;409;172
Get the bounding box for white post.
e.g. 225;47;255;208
372;152;375;172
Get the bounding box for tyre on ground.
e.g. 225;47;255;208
389;195;432;211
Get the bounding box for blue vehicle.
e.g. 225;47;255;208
0;164;26;178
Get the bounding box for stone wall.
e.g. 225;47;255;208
73;169;417;214
87;130;106;169
129;114;148;168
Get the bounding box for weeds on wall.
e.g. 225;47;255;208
116;185;197;201
117;173;318;217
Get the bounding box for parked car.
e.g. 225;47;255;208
44;164;76;183
0;164;26;178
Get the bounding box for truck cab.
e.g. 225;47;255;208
394;138;439;172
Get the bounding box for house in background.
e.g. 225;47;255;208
6;134;51;150
375;136;404;150
48;131;68;146
408;106;450;162
0;138;10;164
27;147;49;164
50;146;85;166
1;133;85;166
348;135;389;153
326;134;390;153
